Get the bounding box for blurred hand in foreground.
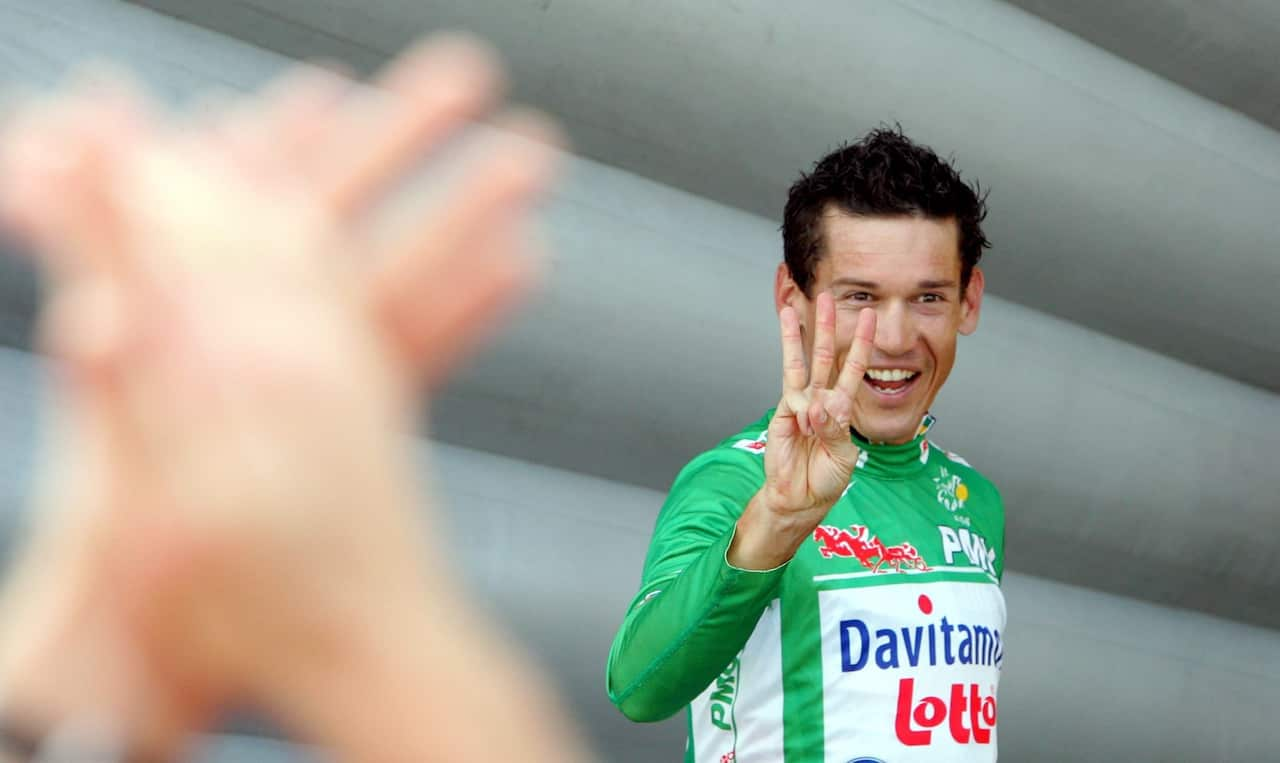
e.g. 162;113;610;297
0;35;588;762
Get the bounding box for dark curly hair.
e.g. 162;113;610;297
782;127;989;294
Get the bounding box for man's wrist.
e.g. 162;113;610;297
727;490;826;570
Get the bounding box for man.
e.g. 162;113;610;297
608;128;1004;761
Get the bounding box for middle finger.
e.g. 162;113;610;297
808;291;836;390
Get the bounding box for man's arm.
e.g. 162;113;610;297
606;454;788;722
608;297;878;723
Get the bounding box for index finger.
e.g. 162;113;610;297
834;307;876;398
779;305;807;392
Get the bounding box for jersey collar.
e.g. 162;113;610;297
851;412;935;479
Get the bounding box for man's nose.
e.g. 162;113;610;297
874;301;916;357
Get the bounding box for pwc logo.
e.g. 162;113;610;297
812;524;931;573
937;525;998;578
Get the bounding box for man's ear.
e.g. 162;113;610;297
959;266;985;336
775;262;806;315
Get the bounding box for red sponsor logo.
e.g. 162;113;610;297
719;753;736;763
812;524;932;573
895;678;996;745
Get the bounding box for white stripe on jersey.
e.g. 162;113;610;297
689;599;785;762
733;601;785;762
813;567;995;583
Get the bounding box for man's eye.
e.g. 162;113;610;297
849;292;873;302
918;293;944;303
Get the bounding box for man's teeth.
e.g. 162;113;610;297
866;369;919;382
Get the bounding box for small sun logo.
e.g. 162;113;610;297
934;467;968;512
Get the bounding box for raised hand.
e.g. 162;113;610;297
728;293;875;570
0;37;559;392
0;37;583;761
764;292;877;514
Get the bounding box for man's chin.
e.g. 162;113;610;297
850;409;924;445
853;374;933;443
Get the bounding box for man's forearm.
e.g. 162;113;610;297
607;526;786;722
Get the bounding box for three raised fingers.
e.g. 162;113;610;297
781;300;876;441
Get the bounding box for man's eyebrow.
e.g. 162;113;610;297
829;278;879;288
828;278;959;289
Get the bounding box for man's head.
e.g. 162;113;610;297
776;127;990;444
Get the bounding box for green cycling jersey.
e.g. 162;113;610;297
608;410;1005;762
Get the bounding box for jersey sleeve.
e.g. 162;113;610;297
991;484;1006;583
606;447;787;722
954;458;1006;583
970;472;1005;583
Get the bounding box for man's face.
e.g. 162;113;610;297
775;209;984;444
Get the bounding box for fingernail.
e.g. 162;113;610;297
815;409;827;424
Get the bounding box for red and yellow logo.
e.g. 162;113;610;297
812;524;932;573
